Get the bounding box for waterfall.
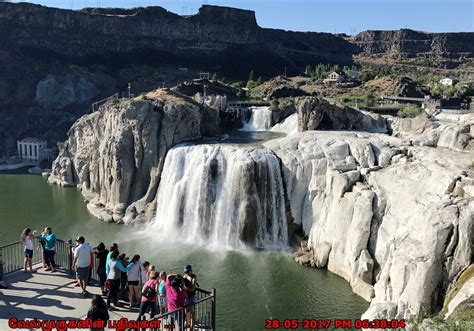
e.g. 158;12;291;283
271;113;298;135
241;106;272;131
152;144;289;250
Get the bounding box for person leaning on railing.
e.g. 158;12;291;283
106;249;134;310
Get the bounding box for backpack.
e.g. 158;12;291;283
142;283;157;300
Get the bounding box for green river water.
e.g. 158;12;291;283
0;174;368;330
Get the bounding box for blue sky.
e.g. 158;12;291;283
13;0;474;34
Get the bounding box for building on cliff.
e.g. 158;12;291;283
17;138;53;161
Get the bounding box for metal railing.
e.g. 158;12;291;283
0;239;217;330
0;238;72;274
144;288;216;331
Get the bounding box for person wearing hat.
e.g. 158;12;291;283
73;236;93;296
183;264;197;329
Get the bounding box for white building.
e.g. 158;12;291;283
323;71;346;84
439;77;458;86
17;138;49;161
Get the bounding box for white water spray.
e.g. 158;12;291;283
241;106;272;131
152;144;289;250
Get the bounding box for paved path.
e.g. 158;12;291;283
0;264;143;330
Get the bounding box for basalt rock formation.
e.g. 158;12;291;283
48;89;219;223
354;29;474;60
0;2;355;153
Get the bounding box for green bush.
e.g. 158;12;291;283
397;104;423;118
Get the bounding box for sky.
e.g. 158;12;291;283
10;0;474;34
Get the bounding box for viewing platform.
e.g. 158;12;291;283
0;239;215;330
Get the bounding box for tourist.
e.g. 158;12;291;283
118;253;128;299
166;274;187;328
42;227;57;272
0;249;8;289
105;243;118;277
20;228;36;273
37;227;47;268
147;264;156;280
86;294;109;331
87;242;94;286
137;270;159;321
141;261;150;285
183;264;198;329
94;243;109;295
127;254;141;308
73;236;93;296
158;271;167;314
106;250;134;309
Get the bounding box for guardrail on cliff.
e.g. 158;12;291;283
90;93;119;112
0;239;217;330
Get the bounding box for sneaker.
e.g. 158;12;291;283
44;267;51;271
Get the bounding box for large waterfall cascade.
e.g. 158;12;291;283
241;106;273;131
152;143;289;250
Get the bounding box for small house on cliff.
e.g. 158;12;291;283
324;71;346;84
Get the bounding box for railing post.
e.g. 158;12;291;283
67;239;73;272
212;288;216;331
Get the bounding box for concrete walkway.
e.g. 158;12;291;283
0;264;144;330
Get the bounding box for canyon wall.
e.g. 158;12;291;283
354;29;474;60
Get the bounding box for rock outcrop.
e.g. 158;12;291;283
48;90;219;223
391;112;474;153
354;29;474;60
0;2;358;153
265;131;473;320
290;97;388;133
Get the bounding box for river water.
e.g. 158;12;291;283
0;174;368;330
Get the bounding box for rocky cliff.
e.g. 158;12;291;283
269;126;473;320
48;89;219;223
0;2;358;153
354;29;474;60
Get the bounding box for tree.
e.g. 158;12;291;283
305;65;312;76
248;70;254;82
256;77;263;86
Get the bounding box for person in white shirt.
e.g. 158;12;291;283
20;228;36;273
127;254;142;308
73;236;92;296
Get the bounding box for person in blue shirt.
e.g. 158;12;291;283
42;227;57;272
106;249;134;309
105;243;118;277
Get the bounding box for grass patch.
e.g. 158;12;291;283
397;104;423;118
340;94;378;108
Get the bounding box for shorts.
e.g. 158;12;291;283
187;294;196;305
24;249;33;259
76;267;90;281
159;295;167;308
128;281;139;286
